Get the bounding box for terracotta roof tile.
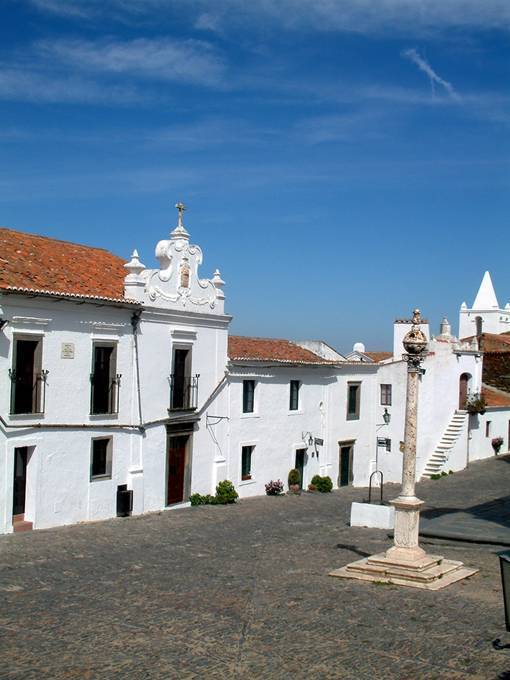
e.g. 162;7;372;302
482;384;510;408
365;351;392;363
228;336;334;365
0;227;127;301
462;333;510;350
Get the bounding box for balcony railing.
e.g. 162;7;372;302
9;369;49;415
90;373;121;415
169;374;199;411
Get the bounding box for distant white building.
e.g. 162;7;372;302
0;211;508;534
459;271;510;337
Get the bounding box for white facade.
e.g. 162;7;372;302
459;271;510;338
0;218;508;535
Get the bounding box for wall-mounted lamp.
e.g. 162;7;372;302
302;431;314;447
382;408;391;425
0;318;8;331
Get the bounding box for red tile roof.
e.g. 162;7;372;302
0;227;129;302
228;336;335;365
462;333;510;350
365;351;393;363
482;384;510;408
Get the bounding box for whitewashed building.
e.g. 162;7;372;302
0;211;508;534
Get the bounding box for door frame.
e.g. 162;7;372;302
294;447;307;490
9;444;37;528
165;423;194;506
338;440;355;487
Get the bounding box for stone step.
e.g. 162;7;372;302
12;514;33;532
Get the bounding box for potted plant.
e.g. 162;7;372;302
492;436;504;455
307;483;317;492
265;480;284;496
288;468;301;494
465;392;487;415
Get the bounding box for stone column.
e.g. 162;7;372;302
386;313;428;563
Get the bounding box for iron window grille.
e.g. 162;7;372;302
9;369;49;415
169;374;199;411
90;373;121;415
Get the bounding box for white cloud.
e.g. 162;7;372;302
403;48;460;100
35;37;226;87
28;0;510;34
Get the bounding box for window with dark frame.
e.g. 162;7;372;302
10;336;45;415
241;445;253;480
380;384;392;406
242;380;255;413
90;343;120;415
289;380;300;411
486;421;492;438
91;438;112;479
347;382;361;420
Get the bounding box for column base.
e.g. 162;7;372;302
329;550;478;590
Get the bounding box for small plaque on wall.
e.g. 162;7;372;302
61;342;75;359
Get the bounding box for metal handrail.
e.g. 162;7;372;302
368;470;384;505
8;368;49;415
169;374;199;411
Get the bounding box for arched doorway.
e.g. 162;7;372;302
459;373;472;410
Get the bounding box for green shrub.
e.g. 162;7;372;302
318;476;333;492
288;469;301;487
215;480;238;504
190;493;204;506
310;475;333;492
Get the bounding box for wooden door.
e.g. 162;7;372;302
13;447;28;516
339;446;352;487
459;373;470;410
295;449;306;489
167;435;188;505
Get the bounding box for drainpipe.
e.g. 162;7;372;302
130;310;144;430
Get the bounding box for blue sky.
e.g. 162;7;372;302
1;1;509;352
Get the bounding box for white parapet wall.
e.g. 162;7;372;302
350;501;395;529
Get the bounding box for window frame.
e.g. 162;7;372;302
90;437;113;481
346;381;361;420
242;380;255;414
380;384;392;406
486;421;492;438
289;380;301;411
241;445;254;481
90;341;120;416
10;334;45;415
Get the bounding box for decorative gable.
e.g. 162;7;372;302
124;203;226;314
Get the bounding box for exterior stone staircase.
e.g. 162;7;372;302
421;411;468;479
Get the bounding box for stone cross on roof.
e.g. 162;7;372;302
175;202;186;229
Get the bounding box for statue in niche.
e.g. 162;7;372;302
180;258;190;288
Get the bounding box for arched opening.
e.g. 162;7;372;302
459;373;472;410
475;316;483;336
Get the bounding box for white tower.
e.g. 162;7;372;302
459;271;510;338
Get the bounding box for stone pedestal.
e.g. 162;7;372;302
330;309;478;590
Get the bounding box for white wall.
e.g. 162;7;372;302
470;409;510;461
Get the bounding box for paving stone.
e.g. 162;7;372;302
1;458;510;677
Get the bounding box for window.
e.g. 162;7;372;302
241;445;254;480
90;438;112;479
170;348;198;410
9;336;46;414
242;380;255;413
347;382;361;420
486;421;492;438
90;343;120;415
380;384;392;406
289;380;300;411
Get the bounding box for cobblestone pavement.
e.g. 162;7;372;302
1;460;510;679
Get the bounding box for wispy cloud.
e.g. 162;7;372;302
27;0;510;34
35;37;226;87
402;49;460;100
